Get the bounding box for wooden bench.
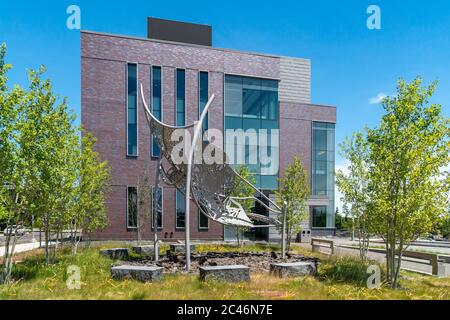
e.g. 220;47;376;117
400;251;450;277
311;238;334;255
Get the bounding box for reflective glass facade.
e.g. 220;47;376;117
312;122;335;228
127;64;138;156
224;75;279;190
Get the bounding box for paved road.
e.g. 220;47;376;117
333;245;433;275
0;241;41;257
309;237;450;275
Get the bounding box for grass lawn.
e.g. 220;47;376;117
0;243;449;300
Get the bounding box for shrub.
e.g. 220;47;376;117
318;256;384;286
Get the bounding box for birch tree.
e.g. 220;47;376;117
275;157;310;251
336;132;373;261
71;132;110;254
367;78;450;288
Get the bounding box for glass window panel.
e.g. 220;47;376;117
176;189;186;229
225;116;242;130
199;71;209;132
313;129;327;151
127;64;138;156
151;67;162;157
176;69;185;126
199;211;209;229
314;150;327;162
127;187;137;229
243;87;261;118
225;76;243;117
176;113;185;127
261;91;279;120
260;175;278;190
312;206;327;228
243;118;261;132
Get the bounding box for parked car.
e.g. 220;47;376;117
2;225;27;236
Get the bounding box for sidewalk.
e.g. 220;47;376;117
0;241;41;257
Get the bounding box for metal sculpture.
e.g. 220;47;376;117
140;84;287;270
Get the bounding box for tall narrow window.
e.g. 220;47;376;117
151;66;162;157
312;122;336;228
151;186;163;229
127;186;137;229
199;71;209;132
175;189;186;229
199;210;209;230
127;63;138;156
176;69;185;126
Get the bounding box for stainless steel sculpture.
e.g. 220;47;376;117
140;84;287;270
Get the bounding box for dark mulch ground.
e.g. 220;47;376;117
122;251;320;274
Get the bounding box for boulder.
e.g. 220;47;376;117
132;245;154;256
270;262;317;278
170;243;197;253
111;265;163;282
100;248;129;260
199;265;250;282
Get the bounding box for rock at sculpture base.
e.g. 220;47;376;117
132;245;154;256
111;265;163;282
170;243;197;253
100;248;129;260
199;265;250;282
270;262;317;278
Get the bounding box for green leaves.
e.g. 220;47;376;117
0;43;110;260
275;156;310;247
340;76;450;287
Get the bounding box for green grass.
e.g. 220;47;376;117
0;244;449;300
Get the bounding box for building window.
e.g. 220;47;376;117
224;75;279;190
199;71;209;132
312;122;336;228
151;186;163;230
312;206;327;228
151;66;162;157
127;186;137;229
127;63;138;156
176;69;185;126
176;189;186;229
199;210;209;230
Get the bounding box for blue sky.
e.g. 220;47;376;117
2;0;450;208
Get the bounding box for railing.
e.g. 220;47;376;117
311;238;334;255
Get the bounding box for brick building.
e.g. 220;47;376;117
81;18;336;241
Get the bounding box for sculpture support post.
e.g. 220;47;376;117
185;94;215;271
281;202;287;259
153;156;162;262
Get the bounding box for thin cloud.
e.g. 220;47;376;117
369;92;387;104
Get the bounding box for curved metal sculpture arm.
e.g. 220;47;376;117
140;83;195;130
229;196;282;215
230;169;282;212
